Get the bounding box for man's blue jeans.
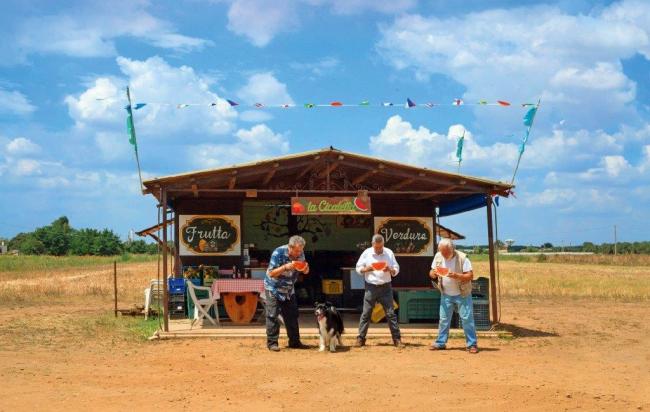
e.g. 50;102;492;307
436;293;478;348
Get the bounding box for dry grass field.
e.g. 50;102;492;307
0;254;648;411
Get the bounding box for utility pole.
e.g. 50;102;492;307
614;225;617;255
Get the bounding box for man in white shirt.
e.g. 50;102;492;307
355;234;404;348
429;238;478;353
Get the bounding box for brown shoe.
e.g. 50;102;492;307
355;337;366;347
393;339;405;348
429;344;446;351
467;345;479;354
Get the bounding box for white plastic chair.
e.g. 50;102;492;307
144;279;163;320
186;280;220;329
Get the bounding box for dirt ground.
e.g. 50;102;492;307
1;297;649;411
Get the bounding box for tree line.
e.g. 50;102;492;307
5;216;158;256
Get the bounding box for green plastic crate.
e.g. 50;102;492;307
397;289;441;323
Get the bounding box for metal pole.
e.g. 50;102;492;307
113;261;118;318
614;225;617;255
486;196;498;324
161;187;169;332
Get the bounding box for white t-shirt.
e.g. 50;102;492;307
431;256;473;296
355;247;400;285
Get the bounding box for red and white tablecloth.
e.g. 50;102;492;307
211;279;265;298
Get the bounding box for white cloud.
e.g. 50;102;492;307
190;124;290;168
5;137;41;156
65;56;238;141
11;2;210;61
13;159;42;177
237;72;294;105
0;88;36;115
289;57;340;77
222;0;415;47
227;0;299;47
377;1;650;130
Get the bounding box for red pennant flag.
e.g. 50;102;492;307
497;100;511;106
330;101;343;107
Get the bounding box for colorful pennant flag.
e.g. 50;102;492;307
478;99;488;105
330;101;343;107
425;102;434;108
304;103;315;108
453;98;464;106
497;100;511;106
133;103;146;110
523;106;537;127
359;100;370;106
177;104;189;109
254;103;264;108
382;102;393;106
226;99;239;107
456;130;465;162
406;98;416;108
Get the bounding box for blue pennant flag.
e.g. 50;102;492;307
227;99;239;107
523;107;537;127
133;103;146;110
406;98;416;108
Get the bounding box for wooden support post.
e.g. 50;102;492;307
161;187;169;332
486;195;498;324
113;261;118;318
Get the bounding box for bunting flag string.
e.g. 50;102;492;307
111;97;539;110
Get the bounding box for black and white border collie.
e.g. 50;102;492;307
314;302;344;352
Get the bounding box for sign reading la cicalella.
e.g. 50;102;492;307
290;196;371;215
179;215;241;256
374;217;434;256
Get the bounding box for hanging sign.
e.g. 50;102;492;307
374;217;434;256
290;196;371;215
179;215;241;256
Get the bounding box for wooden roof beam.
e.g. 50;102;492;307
319;155;344;178
389;178;415;191
296;155;321;180
228;171;237;189
352;169;378;185
262;163;279;185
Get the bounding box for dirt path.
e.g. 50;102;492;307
1;298;648;411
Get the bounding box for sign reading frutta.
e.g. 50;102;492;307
290;196;371;215
179;215;241;256
374;217;434;256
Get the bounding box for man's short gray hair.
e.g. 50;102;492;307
372;234;384;244
438;238;455;251
288;235;306;247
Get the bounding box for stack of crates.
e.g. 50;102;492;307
397;289;441;323
472;277;490;298
461;298;491;331
168;278;186;319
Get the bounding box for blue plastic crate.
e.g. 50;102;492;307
168;278;186;294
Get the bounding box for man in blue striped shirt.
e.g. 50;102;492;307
264;235;310;351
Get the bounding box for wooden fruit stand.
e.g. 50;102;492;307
141;147;513;332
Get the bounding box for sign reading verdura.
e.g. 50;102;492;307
179;215;241;256
290;196;371;215
374;217;434;256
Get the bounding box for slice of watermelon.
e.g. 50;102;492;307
436;267;449;276
354;196;369;212
293;261;308;272
371;261;387;271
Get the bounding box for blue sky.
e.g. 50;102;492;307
1;0;649;247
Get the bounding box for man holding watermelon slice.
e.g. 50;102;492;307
264;235;310;352
354;234;404;348
429;238;478;354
